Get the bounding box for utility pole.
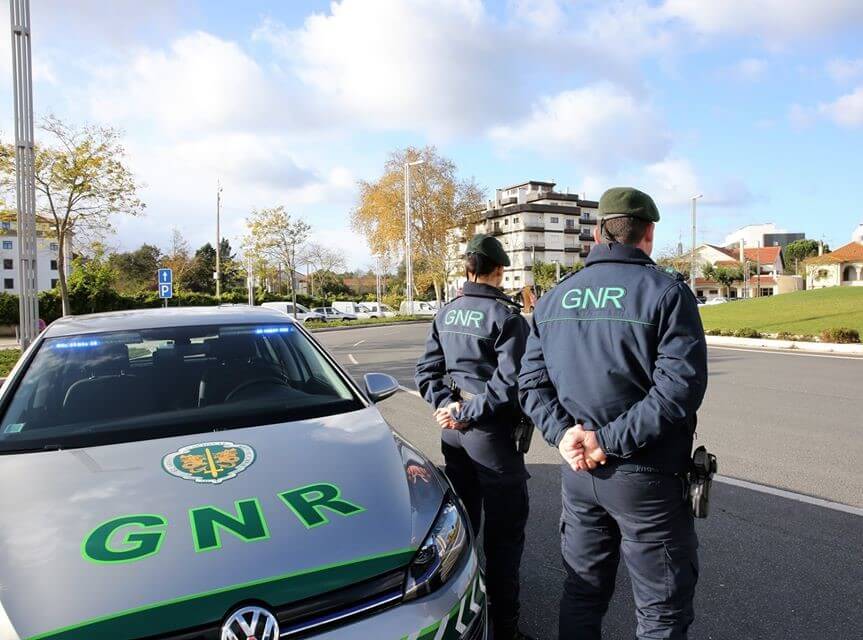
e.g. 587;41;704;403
215;181;222;299
246;257;254;306
375;256;383;310
10;0;38;347
404;159;424;312
690;194;703;292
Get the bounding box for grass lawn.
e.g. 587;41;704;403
305;315;431;329
699;287;863;335
0;349;21;378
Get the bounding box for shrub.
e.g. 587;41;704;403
704;328;723;336
733;327;761;339
776;331;794;340
820;327;861;344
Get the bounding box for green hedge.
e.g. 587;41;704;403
0;290;330;326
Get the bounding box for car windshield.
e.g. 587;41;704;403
0;323;362;453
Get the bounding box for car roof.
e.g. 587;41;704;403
43;306;295;338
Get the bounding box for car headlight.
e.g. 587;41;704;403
403;496;469;601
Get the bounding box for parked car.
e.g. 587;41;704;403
312;307;359;321
260;301;326;323
357;303;397;319
398;301;438;316
705;297;729;306
0;307;485;640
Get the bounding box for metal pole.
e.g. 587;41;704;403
404;163;412;311
690;194;703;292
10;0;38;347
215;181;222;299
247;258;254;306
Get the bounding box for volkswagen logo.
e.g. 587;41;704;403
221;605;280;640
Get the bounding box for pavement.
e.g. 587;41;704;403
317;323;863;640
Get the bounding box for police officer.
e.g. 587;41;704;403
519;188;708;639
416;234;533;640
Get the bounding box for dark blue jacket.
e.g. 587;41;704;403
416;281;529;429
519;243;708;474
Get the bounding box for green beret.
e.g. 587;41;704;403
598;187;660;223
466;233;510;266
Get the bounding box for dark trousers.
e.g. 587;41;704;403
559;465;699;640
442;438;529;636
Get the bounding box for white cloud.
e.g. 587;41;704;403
818;87;863;128
489;84;671;172
661;0;863;40
727;57;769;81
827;58;863;83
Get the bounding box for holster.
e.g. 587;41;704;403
688;446;718;518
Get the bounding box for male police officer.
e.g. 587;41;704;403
519;188;708;639
416;234;532;640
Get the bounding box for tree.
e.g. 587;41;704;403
108;244;161;293
784;239;828;275
304;243;346;296
179;239;242;294
352;146;484;303
242;206;311;313
0;116;145;315
533;260;583;294
162;228;193;293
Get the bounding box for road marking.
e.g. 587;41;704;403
709;345;863;361
352;339;366;347
348;354;359;365
399;385;422;398
715;475;863;516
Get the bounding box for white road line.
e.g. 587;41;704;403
352;339;366;347
714;475;863;516
399;385;422;398
708;345;863;360
348;354;359;365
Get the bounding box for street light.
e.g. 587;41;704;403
404;159;425;312
690;194;703;292
215;181;223;300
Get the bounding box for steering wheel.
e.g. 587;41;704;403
224;377;290;403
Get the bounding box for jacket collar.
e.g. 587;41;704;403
585;243;655;267
462;280;516;304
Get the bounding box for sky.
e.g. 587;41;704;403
1;0;862;268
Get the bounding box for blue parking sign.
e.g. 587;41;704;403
157;268;173;299
159;283;173;299
158;268;173;285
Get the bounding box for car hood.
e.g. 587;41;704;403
0;408;445;640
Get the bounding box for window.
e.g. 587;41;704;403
3;259;11;269
0;323;362;453
514;275;521;281
550;216;559;223
2;241;12;250
504;218;509;225
0;222;9;230
3;278;12;289
760;288;774;297
51;279;58;289
566;219;574;228
50;260;58;271
49;242;59;251
513;217;519;223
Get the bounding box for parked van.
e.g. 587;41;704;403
332;301;362;315
260;301;326;323
399;300;437;316
356;303;396;319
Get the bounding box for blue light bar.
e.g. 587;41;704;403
54;339;101;349
254;326;294;335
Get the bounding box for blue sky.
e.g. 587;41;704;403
2;0;862;268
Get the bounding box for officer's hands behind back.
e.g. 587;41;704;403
559;425;607;472
434;402;468;430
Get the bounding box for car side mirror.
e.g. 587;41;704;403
364;373;400;403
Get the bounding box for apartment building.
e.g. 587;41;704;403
446;180;598;299
0;212;70;294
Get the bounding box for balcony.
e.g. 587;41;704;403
564;246;578;253
579;232;593;241
523;223;545;231
579;249;590;258
580;217;596;225
564;226;577;234
491;227;504;236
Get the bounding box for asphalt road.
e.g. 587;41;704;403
317;323;863;640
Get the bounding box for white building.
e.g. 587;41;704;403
0;214;70;294
691;242;803;299
804;224;863;289
446;180;598;299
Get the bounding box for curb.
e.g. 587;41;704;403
706;335;863;355
308;319;433;333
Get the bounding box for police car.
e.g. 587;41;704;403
0;307;485;640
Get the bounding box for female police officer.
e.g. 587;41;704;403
416;234;533;640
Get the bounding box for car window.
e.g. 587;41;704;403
0;323;363;452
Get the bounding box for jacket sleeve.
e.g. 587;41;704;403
415;320;454;409
454;313;528;426
518;314;573;446
595;282;708;458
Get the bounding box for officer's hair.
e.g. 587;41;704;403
465;252;497;277
601;216;651;245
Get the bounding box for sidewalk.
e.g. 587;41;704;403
706;334;863;355
0;337;19;350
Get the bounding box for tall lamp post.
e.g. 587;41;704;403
404;159;425;311
690;194;703;292
215;181;223;300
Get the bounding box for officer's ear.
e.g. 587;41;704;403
593;225;602;244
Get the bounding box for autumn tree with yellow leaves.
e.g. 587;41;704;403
352;146;484;303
